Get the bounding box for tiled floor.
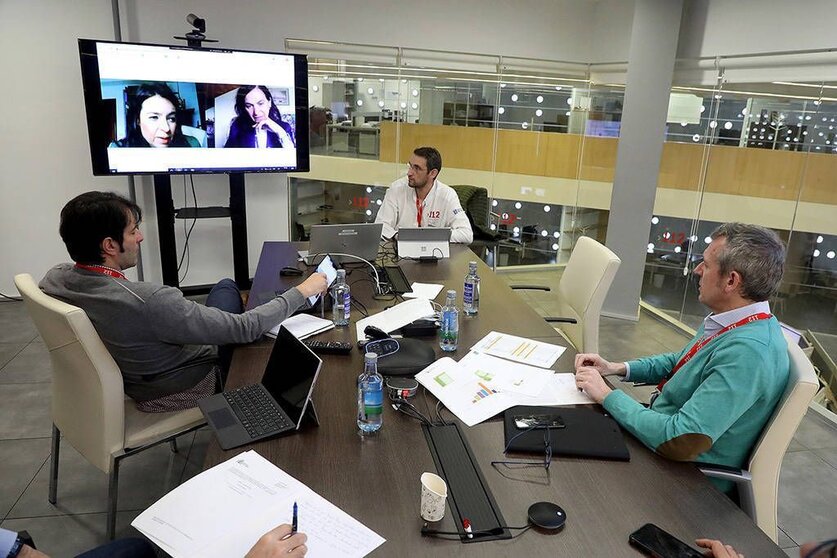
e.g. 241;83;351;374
0;269;834;556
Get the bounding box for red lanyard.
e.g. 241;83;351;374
75;263;127;280
656;312;772;392
415;197;423;227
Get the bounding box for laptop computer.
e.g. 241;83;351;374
198;326;322;450
397;227;451;259
308;223;383;264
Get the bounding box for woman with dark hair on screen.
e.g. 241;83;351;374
114;82;199;148
225;85;295;148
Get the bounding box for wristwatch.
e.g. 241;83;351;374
7;536;24;558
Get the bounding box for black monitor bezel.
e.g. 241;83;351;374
77;38;310;176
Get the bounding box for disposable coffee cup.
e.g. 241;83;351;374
420;472;448;522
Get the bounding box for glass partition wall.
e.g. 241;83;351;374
286;38;615;268
287;40;836;343
646;54;837;349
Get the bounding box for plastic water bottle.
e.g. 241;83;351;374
463;261;480;316
357;352;383;434
439;290;459;352
331;269;350;327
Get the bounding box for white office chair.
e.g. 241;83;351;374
698;339;820;542
511;236;621;353
14;274;206;540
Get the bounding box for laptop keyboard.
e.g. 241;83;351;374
224;384;292;439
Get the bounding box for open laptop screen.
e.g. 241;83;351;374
262;326;322;427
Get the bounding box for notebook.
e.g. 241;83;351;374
397;227;451;259
503;405;630;461
198;326;322;450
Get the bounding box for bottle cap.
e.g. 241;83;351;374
337;269;346;278
365;352;378;361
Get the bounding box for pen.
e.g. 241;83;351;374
292;501;298;534
463;518;473;539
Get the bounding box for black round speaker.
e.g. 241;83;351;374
527;501;567;530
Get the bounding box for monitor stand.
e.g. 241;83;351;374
153;173;250;293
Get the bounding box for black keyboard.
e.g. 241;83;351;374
382;264;412;294
224;384;292;439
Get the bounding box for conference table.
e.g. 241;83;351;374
205;242;785;557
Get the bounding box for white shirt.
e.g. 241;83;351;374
624;300;772;381
375;176;473;244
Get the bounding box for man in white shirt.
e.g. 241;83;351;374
375;146;473;244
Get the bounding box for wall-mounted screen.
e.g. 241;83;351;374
78;39;310;175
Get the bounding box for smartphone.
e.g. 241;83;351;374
309;255;338;306
513;414;566;429
629;523;704;558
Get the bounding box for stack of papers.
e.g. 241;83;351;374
415;331;593;426
268;313;334;339
132;450;385;558
354;298;435;339
403;282;445;300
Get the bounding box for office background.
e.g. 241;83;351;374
0;1;835;554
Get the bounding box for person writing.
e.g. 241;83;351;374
375;146;473;244
0;523;307;557
40;191;327;412
225;85;295;148
575;223;789;493
113;82;199;148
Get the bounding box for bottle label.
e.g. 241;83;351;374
463;283;474;305
363;387;383;415
343;292;351;319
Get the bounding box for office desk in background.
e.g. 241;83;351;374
207;243;785;557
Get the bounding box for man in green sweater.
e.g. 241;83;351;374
575;223;789;483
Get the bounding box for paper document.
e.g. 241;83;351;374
403;282;445;300
516;373;595;406
457;352;553;397
355;298;435;339
268;313;334;340
132;450;385;558
470;331;566;369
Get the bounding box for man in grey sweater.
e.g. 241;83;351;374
40;191;327;411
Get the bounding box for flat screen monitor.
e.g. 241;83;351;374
78;38;310;175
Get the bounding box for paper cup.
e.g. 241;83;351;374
420;472;448;522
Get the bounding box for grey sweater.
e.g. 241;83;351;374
40;263;306;401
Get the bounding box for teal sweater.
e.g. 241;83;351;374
603;317;789;474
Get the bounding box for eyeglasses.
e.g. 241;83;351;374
803;539;837;558
406;163;427;173
490;425;552;472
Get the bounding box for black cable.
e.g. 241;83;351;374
391;400;434;427
0;293;22;302
177;176;198;281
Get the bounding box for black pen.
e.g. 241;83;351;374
292;501;298;534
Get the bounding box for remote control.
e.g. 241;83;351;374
303;339;353;355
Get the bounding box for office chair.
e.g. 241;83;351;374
14;274;206;540
698;339;819;543
449;184;501;266
511;236;621;354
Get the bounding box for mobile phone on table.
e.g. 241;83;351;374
309;255;337;306
628;523;704;558
513;414;566;429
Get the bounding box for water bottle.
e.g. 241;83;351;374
463;261;480;316
331;269;351;327
357;352;384;434
439;290;459;352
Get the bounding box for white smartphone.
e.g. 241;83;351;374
309;255;338;306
